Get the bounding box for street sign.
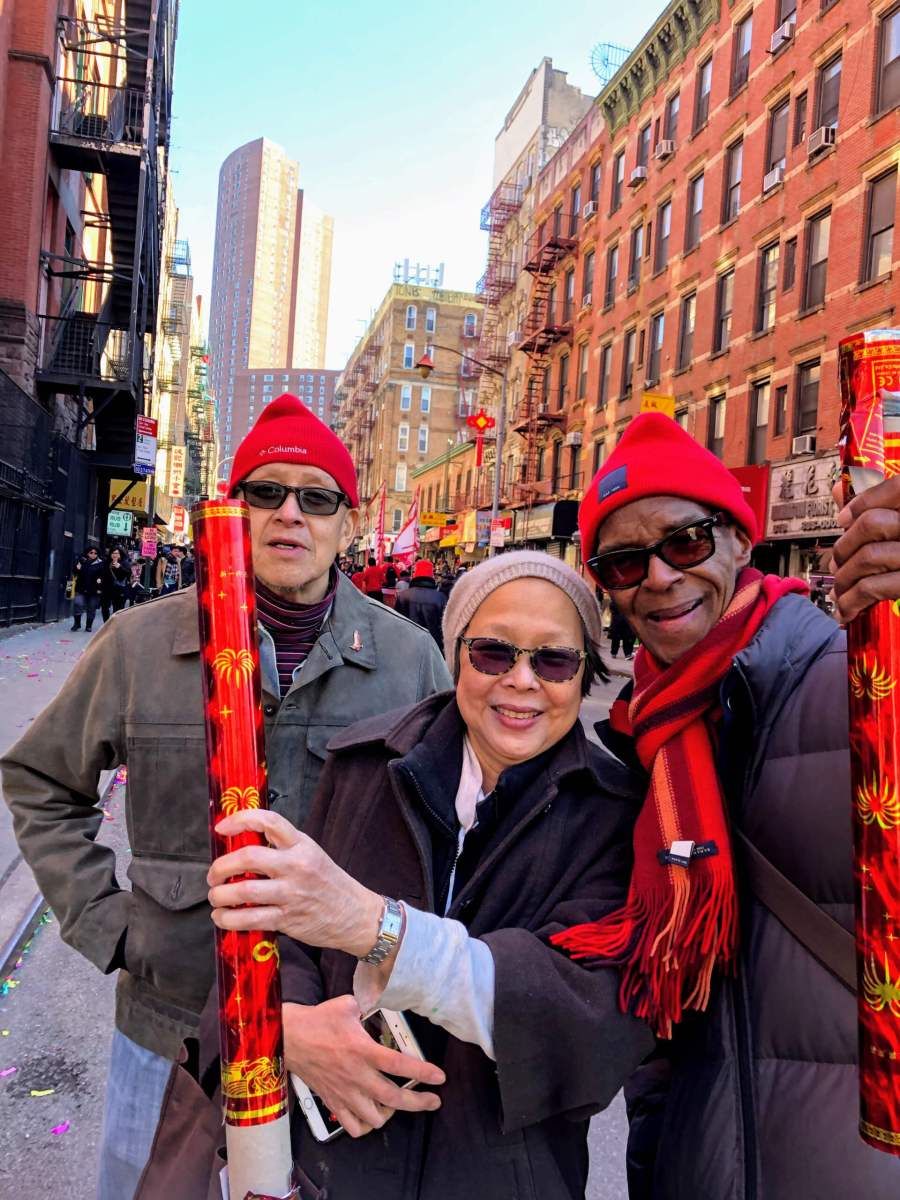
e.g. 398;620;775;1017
106;510;134;537
420;511;454;527
140;526;159;558
170;446;187;499
640;391;676;418
134;415;158;475
489;519;507;548
109;478;149;513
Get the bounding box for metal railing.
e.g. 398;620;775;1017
37;312;131;384
52;78;145;147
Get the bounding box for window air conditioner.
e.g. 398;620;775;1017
807;126;836;157
582;200;598;219
654;140;676;161
763;164;785;192
792;434;816;455
565;430;583;446
581;292;593;309
628;166;649;187
768;19;795;54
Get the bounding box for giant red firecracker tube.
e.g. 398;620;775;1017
193;498;297;1199
839;329;900;1156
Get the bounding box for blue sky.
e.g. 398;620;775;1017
169;0;662;369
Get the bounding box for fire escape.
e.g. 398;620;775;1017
36;1;176;473
473;183;522;506
512;215;576;497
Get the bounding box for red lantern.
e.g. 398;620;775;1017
466;408;496;468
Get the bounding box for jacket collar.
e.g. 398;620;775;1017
172;570;380;668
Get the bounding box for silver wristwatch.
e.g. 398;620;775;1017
361;896;403;965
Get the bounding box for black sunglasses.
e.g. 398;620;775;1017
459;636;586;683
235;480;349;516
587;513;727;590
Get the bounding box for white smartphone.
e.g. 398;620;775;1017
291;1008;425;1142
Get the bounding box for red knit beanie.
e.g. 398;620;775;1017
579;414;758;573
228;394;359;507
412;559;434;579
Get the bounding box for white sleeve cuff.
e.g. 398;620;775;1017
353;905;496;1060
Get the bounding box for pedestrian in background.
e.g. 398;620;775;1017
155;546;182;593
71;546;104;631
101;547;131;622
1;394;450;1200
608;599;636;659
362;555;384;603
395;559;448;651
179;545;196;588
395;564;411;592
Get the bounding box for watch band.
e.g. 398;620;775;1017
361;896;403;965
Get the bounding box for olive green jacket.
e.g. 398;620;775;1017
1;574;450;1058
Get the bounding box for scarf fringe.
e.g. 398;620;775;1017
551;863;737;1039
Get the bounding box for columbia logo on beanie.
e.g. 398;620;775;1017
599;466;628;501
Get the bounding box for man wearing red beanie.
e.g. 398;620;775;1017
554;412;900;1199
1;394;451;1198
395;557;447;651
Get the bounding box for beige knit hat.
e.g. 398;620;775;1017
442;550;603;676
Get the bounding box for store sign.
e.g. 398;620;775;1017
730;465;769;541
423;526;443;543
109;478;149;513
140;526;159;558
766;453;841;541
106;510;133;537
170;446;187;499
516;503;555;540
420;511;454;527
489;518;509;548
476;511;491;547
172;506;186;534
640;392;675;418
134;416;158;476
460;510;478;545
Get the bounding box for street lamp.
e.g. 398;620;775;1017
416;348;508;556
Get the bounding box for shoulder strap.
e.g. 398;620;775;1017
735;829;856;992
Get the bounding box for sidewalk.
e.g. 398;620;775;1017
597;630;636;680
0;621;104;972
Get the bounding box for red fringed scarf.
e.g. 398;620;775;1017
552;568;807;1037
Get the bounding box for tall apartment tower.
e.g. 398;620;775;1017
208;138;334;420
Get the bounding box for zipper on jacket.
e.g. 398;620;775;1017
443;825;467;916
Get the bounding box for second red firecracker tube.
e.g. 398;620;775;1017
193;498;296;1199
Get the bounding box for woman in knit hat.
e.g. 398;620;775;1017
204;549;653;1200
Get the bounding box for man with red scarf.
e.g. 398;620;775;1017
555;413;900;1199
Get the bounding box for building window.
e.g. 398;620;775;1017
551;441;563;492
654;200;672;271
648;312;665;383
391;508;402;534
714;270;735;353
405;305;417;331
570;182;581;236
766;100;789;175
463;312;477;338
723;140;743;223
395;462;408;491
864;168;897;281
400;385;412;411
664;91;680;142
621;328;636;396
403;343;415;368
536;445;545;482
598;343;612;408
776;0;796;23
604;243;619;307
709;395;727;457
637;123;651;169
628;224;644;288
568;445;579;490
756;243;779;332
676;408;689;430
774;384;788;435
557;353;569;410
577;342;589;400
425;307;436;334
694;56;713;131
592;440;606;475
542;363;551;407
418;426;429;454
685;173;704;251
398;423;409;452
677;292;696;370
796;360;820;434
590;161;602;204
582;249;595;303
563;268;576;321
553;205;563;237
263;374;274;381
732;12;753;94
877;4;900;113
815;55;842;131
420;385;431;413
793;91;808;146
783;237;797;291
803;210;831;309
611;151;625;211
749;380;770;465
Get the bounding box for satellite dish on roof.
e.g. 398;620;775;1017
590;42;631;87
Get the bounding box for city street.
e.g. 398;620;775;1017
0;667;634;1200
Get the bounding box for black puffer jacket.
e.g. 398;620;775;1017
395;576;447;651
608;595;900;1200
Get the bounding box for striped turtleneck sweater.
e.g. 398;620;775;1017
255;572;338;697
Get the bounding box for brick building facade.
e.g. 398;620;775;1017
513;0;898;577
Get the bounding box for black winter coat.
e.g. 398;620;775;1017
280;692;655;1200
612;595;900;1200
394;577;447;651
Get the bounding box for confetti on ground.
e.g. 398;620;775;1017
0;1067;16;1077
51;1120;70;1135
30;1088;55;1097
